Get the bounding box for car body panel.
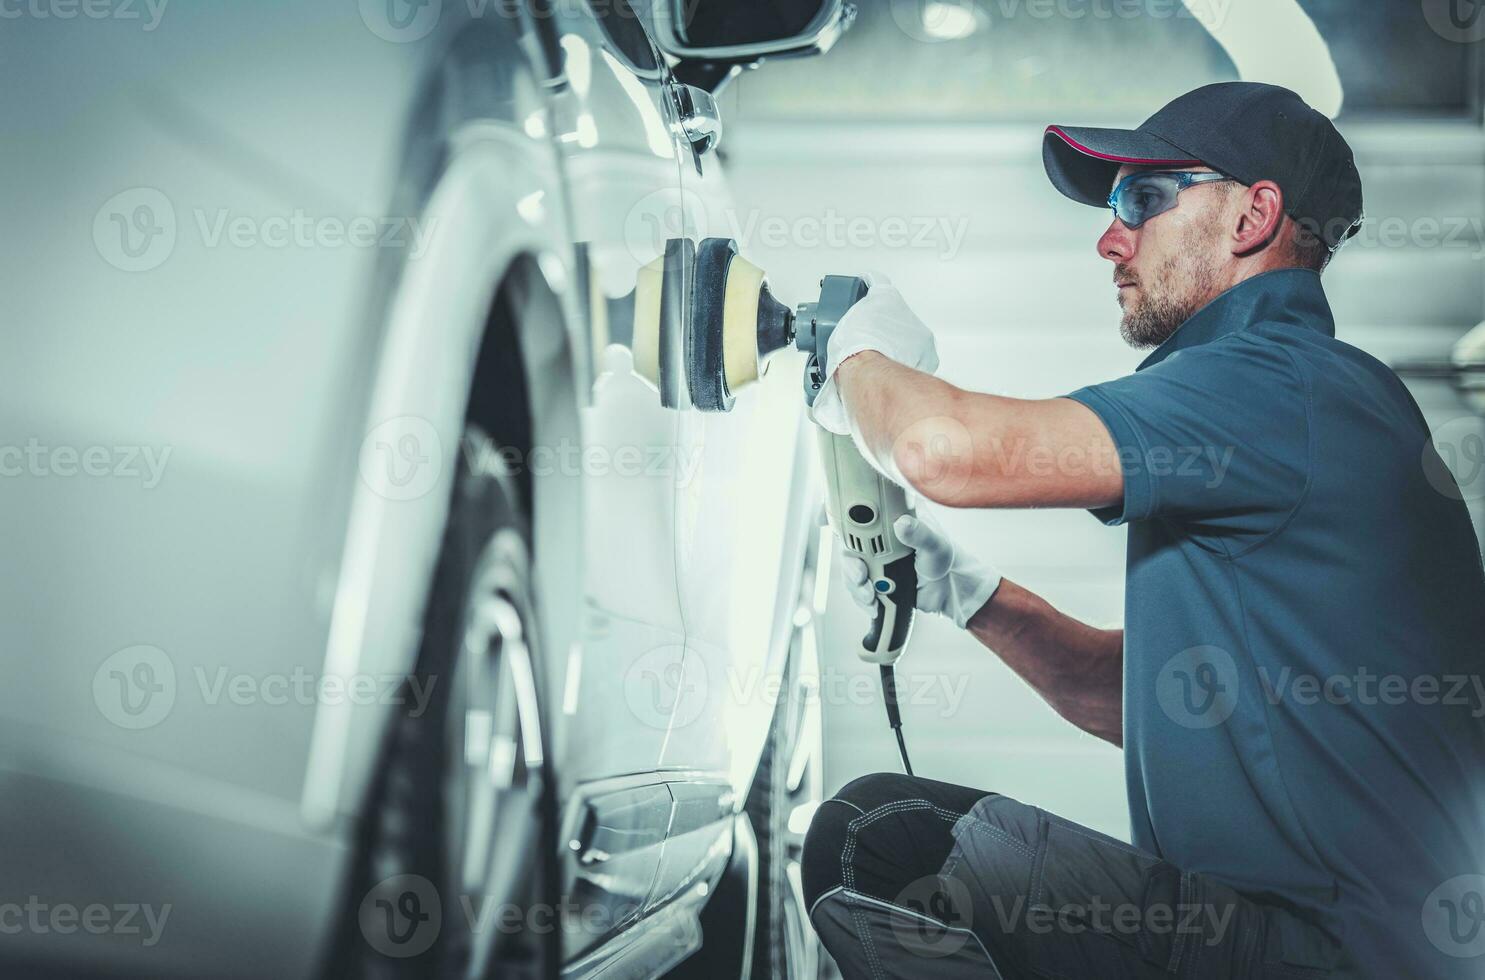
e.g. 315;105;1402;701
644;139;823;915
545;8;692;789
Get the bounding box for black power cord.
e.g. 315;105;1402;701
879;665;914;776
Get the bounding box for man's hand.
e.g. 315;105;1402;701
810;274;939;435
840;510;1002;630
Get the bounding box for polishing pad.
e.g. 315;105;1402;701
721;252;767;394
687;237;794;412
631;255;664;391
629;240;690;407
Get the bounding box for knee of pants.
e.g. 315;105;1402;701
800;778;871;912
801;772;986;914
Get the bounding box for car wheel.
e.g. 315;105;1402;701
339;423;558;980
745;522;825;980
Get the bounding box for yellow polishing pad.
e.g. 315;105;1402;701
631;256;664;390
721;253;767;395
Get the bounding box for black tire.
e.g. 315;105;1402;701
334;423;558;980
744;526;824;980
745;670;793;980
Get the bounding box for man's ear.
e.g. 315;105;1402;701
1231;179;1285;257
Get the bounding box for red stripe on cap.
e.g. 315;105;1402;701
1045;125;1201;166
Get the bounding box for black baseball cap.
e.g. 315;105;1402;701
1043;82;1364;251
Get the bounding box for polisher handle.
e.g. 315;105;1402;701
862;553;917;664
815;428;917;664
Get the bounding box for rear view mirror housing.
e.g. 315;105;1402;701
650;0;855;66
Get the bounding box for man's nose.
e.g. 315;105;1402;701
1097;218;1134;263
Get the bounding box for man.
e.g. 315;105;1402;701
801;82;1485;979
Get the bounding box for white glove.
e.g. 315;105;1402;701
841;511;1002;630
809;273;940;436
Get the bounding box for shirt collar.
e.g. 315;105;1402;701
1136;268;1335;371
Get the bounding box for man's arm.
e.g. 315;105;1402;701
836;352;1124;510
968;579;1125;746
831;351;1126;742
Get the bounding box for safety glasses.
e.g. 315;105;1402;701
1107;171;1234;229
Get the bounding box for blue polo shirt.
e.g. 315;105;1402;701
1066;269;1485;979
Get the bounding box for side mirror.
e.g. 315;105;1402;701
650;0;855;62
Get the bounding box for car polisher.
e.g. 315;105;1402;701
630;237;918;774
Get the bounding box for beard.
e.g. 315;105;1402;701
1116;240;1222;349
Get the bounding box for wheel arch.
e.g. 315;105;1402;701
299;27;587;832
